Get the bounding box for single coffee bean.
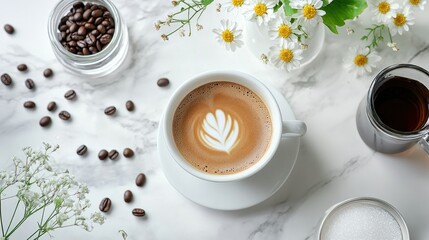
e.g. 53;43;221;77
4;24;14;34
43;68;53;78
94;17;103;25
1;74;12;86
25;79;35;90
124;190;133;203
23;101;36;109
39;116;52;127
157;78;170;87
104;106;116;115
92;9;103;18
99;34;112;45
17;64;28;72
123;148;134;158
74;12;83;21
59;110;71;120
84;23;95;30
101;20;109;27
77;40;87;48
83;9;92;20
125;100;134;111
135;173;146;187
77;26;87;36
107;28;115;35
97;24;106;34
69;23;78;33
132;208;145;217
64;89;76;100
82;47;90;55
108;149;119;160
99;197;111;212
76;144;87;156
98;149;108;160
47;101;57;112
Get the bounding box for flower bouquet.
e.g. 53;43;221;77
157;0;426;75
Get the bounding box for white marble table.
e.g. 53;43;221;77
1;1;429;239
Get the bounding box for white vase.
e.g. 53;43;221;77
244;21;325;69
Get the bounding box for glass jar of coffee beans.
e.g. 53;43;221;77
48;0;129;78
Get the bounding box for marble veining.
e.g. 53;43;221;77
1;0;429;240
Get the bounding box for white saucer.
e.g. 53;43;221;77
157;87;301;210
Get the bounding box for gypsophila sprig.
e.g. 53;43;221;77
0;143;104;240
156;0;211;40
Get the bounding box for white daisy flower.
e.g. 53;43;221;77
268;14;301;44
224;0;246;12
370;0;399;23
213;20;244;51
343;47;381;76
406;0;427;10
243;0;277;26
388;6;415;36
269;42;303;71
290;0;326;25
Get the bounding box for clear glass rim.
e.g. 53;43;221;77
47;0;122;63
317;197;410;240
367;63;429;141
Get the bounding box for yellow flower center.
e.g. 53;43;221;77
221;29;234;43
303;4;317;19
393;13;407;26
354;54;368;67
254;3;268;16
279;49;294;63
377;2;391;14
232;0;244;7
409;0;420;5
278;24;292;38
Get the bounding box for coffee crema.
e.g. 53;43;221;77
172;81;272;175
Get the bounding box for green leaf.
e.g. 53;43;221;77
201;0;213;6
281;0;297;16
274;1;283;12
321;0;367;34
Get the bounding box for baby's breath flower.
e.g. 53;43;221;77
346;27;355;35
172;0;179;6
216;3;222;12
161;34;169;41
196;24;204;31
154;21;162;30
180;29;186;37
260;53;269;64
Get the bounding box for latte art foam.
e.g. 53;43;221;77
173;81;272;175
200;109;239;153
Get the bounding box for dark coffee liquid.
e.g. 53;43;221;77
374;76;429;132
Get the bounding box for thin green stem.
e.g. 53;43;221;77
166;6;205;37
5;200;20;234
0;195;4;236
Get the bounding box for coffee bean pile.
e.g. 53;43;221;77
99;172;147;217
58;2;115;55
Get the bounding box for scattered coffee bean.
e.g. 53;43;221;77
64;89;76;100
108;149;119;160
59;110;71;120
99;197;112;212
4;24;14;34
132;208;145;217
104;106;116;115
76;144;88;156
157;78;169;87
58;3;115;55
17;64;28;72
25;79;35;90
1;74;12;86
43;68;53;78
123;148;134;158
98;149;108;160
124;190;133;203
135;173;146;187
23;101;36;109
47;101;57;112
125;100;134;111
39;116;52;127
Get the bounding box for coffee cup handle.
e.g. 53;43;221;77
281;120;307;138
418;133;429;155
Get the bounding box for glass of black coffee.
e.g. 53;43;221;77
356;64;429;154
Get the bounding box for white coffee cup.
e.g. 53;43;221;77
162;71;306;182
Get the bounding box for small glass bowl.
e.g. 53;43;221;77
317;197;410;240
47;0;129;78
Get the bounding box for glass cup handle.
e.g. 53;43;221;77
282;120;307;138
418;133;429;155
